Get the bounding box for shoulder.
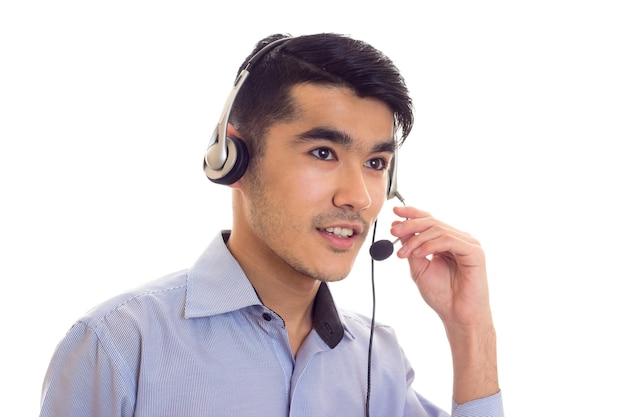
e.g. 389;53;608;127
339;308;392;329
338;308;399;342
336;308;410;375
76;270;189;333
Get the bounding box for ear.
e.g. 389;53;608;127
226;123;242;139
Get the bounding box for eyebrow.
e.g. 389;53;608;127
295;126;397;153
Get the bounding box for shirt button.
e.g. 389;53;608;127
262;313;272;321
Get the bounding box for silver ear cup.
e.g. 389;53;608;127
203;136;249;185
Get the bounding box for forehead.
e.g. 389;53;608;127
276;83;396;149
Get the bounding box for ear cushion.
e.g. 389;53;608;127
205;136;250;185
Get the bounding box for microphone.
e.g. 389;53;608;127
369;237;400;261
369;191;406;261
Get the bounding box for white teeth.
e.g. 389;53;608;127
325;227;354;238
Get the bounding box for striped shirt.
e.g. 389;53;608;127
40;232;504;416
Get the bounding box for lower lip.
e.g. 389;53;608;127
318;229;358;251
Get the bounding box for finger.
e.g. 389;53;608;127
398;227;482;263
410;234;483;263
391;206;467;237
392;217;478;248
393;205;431;220
396;225;447;258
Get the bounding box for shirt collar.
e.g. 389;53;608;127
185;231;346;349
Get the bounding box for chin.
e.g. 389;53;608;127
284;237;362;282
313;256;358;283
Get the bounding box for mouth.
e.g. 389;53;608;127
322;226;355;238
312;212;368;251
316;223;364;251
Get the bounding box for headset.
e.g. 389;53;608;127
203;36;400;201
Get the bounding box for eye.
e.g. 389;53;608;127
310;147;336;161
365;157;388;171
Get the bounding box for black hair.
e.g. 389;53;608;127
230;33;414;160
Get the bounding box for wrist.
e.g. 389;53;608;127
444;320;500;404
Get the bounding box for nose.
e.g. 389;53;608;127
332;163;372;212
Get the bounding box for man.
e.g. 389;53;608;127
40;33;504;416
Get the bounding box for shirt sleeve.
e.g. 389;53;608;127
451;391;504;417
39;321;135;417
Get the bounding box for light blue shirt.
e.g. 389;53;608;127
40;232;504;417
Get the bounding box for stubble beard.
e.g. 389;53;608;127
246;167;368;283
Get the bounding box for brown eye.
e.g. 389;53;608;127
365;157;387;171
311;147;335;161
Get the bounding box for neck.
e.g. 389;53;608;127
228;224;320;355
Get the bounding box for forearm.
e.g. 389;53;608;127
445;320;500;405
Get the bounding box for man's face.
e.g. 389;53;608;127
239;83;395;283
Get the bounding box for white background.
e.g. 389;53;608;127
1;1;625;415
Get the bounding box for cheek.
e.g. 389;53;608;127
370;195;387;219
363;181;389;221
369;174;390;203
274;166;329;202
